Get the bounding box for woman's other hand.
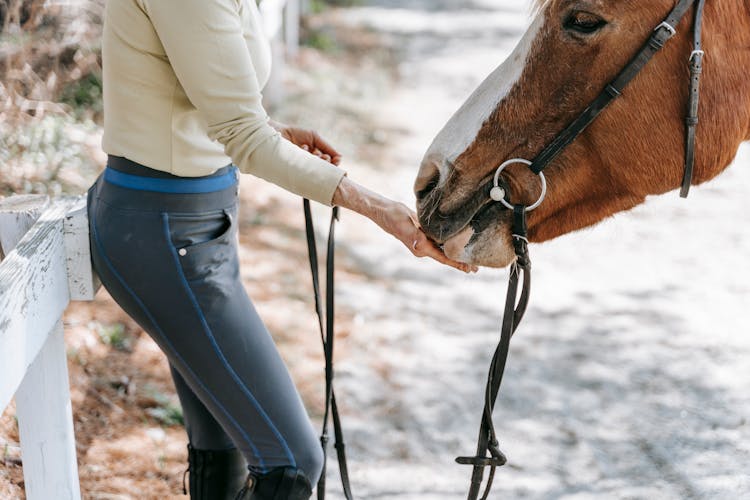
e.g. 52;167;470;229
271;121;342;166
332;177;478;273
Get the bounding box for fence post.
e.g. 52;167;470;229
261;0;287;108
0;195;82;500
285;0;300;58
64;198;100;301
15;321;80;500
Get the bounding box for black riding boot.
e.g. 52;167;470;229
185;444;248;499
235;467;313;500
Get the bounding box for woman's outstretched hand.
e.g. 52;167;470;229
380;201;478;273
332;176;478;273
272;121;342;166
271;120;477;272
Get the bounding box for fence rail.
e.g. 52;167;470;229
0;195;97;500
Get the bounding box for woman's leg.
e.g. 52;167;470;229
171;365;236;451
87;179;323;494
171;366;248;498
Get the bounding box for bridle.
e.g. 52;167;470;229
458;1;707;499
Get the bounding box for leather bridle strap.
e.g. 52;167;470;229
681;0;706;198
303;200;354;500
456;205;532;500
529;0;700;181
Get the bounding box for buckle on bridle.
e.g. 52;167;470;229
455;454;507;468
655;21;676;37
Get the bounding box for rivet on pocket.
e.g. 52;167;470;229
178;248;188;257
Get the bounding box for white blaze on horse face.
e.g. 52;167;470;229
421;11;545;188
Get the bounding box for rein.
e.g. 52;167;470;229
455;205;531;500
459;1;707;499
303;200;353;500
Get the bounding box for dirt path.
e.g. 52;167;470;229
313;1;750;498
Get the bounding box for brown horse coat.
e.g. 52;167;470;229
416;1;750;267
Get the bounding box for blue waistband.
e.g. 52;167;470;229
104;166;238;194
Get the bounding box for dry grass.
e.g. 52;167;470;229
1;0;105;195
1;0;103;117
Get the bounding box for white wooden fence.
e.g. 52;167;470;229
0;2;306;497
261;0;303;107
0;195;98;499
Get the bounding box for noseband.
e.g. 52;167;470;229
459;1;707;499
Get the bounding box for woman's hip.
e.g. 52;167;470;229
87;155;242;307
90;155;239;215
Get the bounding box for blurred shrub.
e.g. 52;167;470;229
313;0;361;8
303;28;338;52
59;70;102;120
0;0;50;35
97;322;131;352
308;0;361;14
0;114;102;195
142;387;184;427
0;0;104;123
1;0;104;194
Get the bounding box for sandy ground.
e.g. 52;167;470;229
1;1;749;499
307;1;750;499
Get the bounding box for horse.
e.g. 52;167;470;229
414;0;750;268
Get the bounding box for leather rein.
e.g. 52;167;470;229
458;1;707;499
302;1;706;498
303;200;354;500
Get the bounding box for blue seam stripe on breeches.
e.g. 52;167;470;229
104;166;238;194
159;213;297;466
89;209;270;471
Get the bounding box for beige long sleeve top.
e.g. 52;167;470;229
102;0;346;205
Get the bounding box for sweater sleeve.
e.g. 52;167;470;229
142;0;345;205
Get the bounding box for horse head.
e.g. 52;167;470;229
414;0;750;268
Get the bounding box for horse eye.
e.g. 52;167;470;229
564;12;607;34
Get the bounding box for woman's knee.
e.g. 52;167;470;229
295;438;324;484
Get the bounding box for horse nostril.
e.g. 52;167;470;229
414;158;442;198
416;174;440;200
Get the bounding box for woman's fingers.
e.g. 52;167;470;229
290;128;342;165
315;150;332;162
311;132;341;161
302;144;337;164
411;235;477;273
392;206;477;273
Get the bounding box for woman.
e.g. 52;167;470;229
88;0;473;498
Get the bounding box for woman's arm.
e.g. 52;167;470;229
143;0;345;206
269;121;475;272
333;177;477;273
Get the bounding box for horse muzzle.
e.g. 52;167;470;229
416;175;518;268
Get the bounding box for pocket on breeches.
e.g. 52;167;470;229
166;208;240;293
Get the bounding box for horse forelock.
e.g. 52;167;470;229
531;0;551;12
